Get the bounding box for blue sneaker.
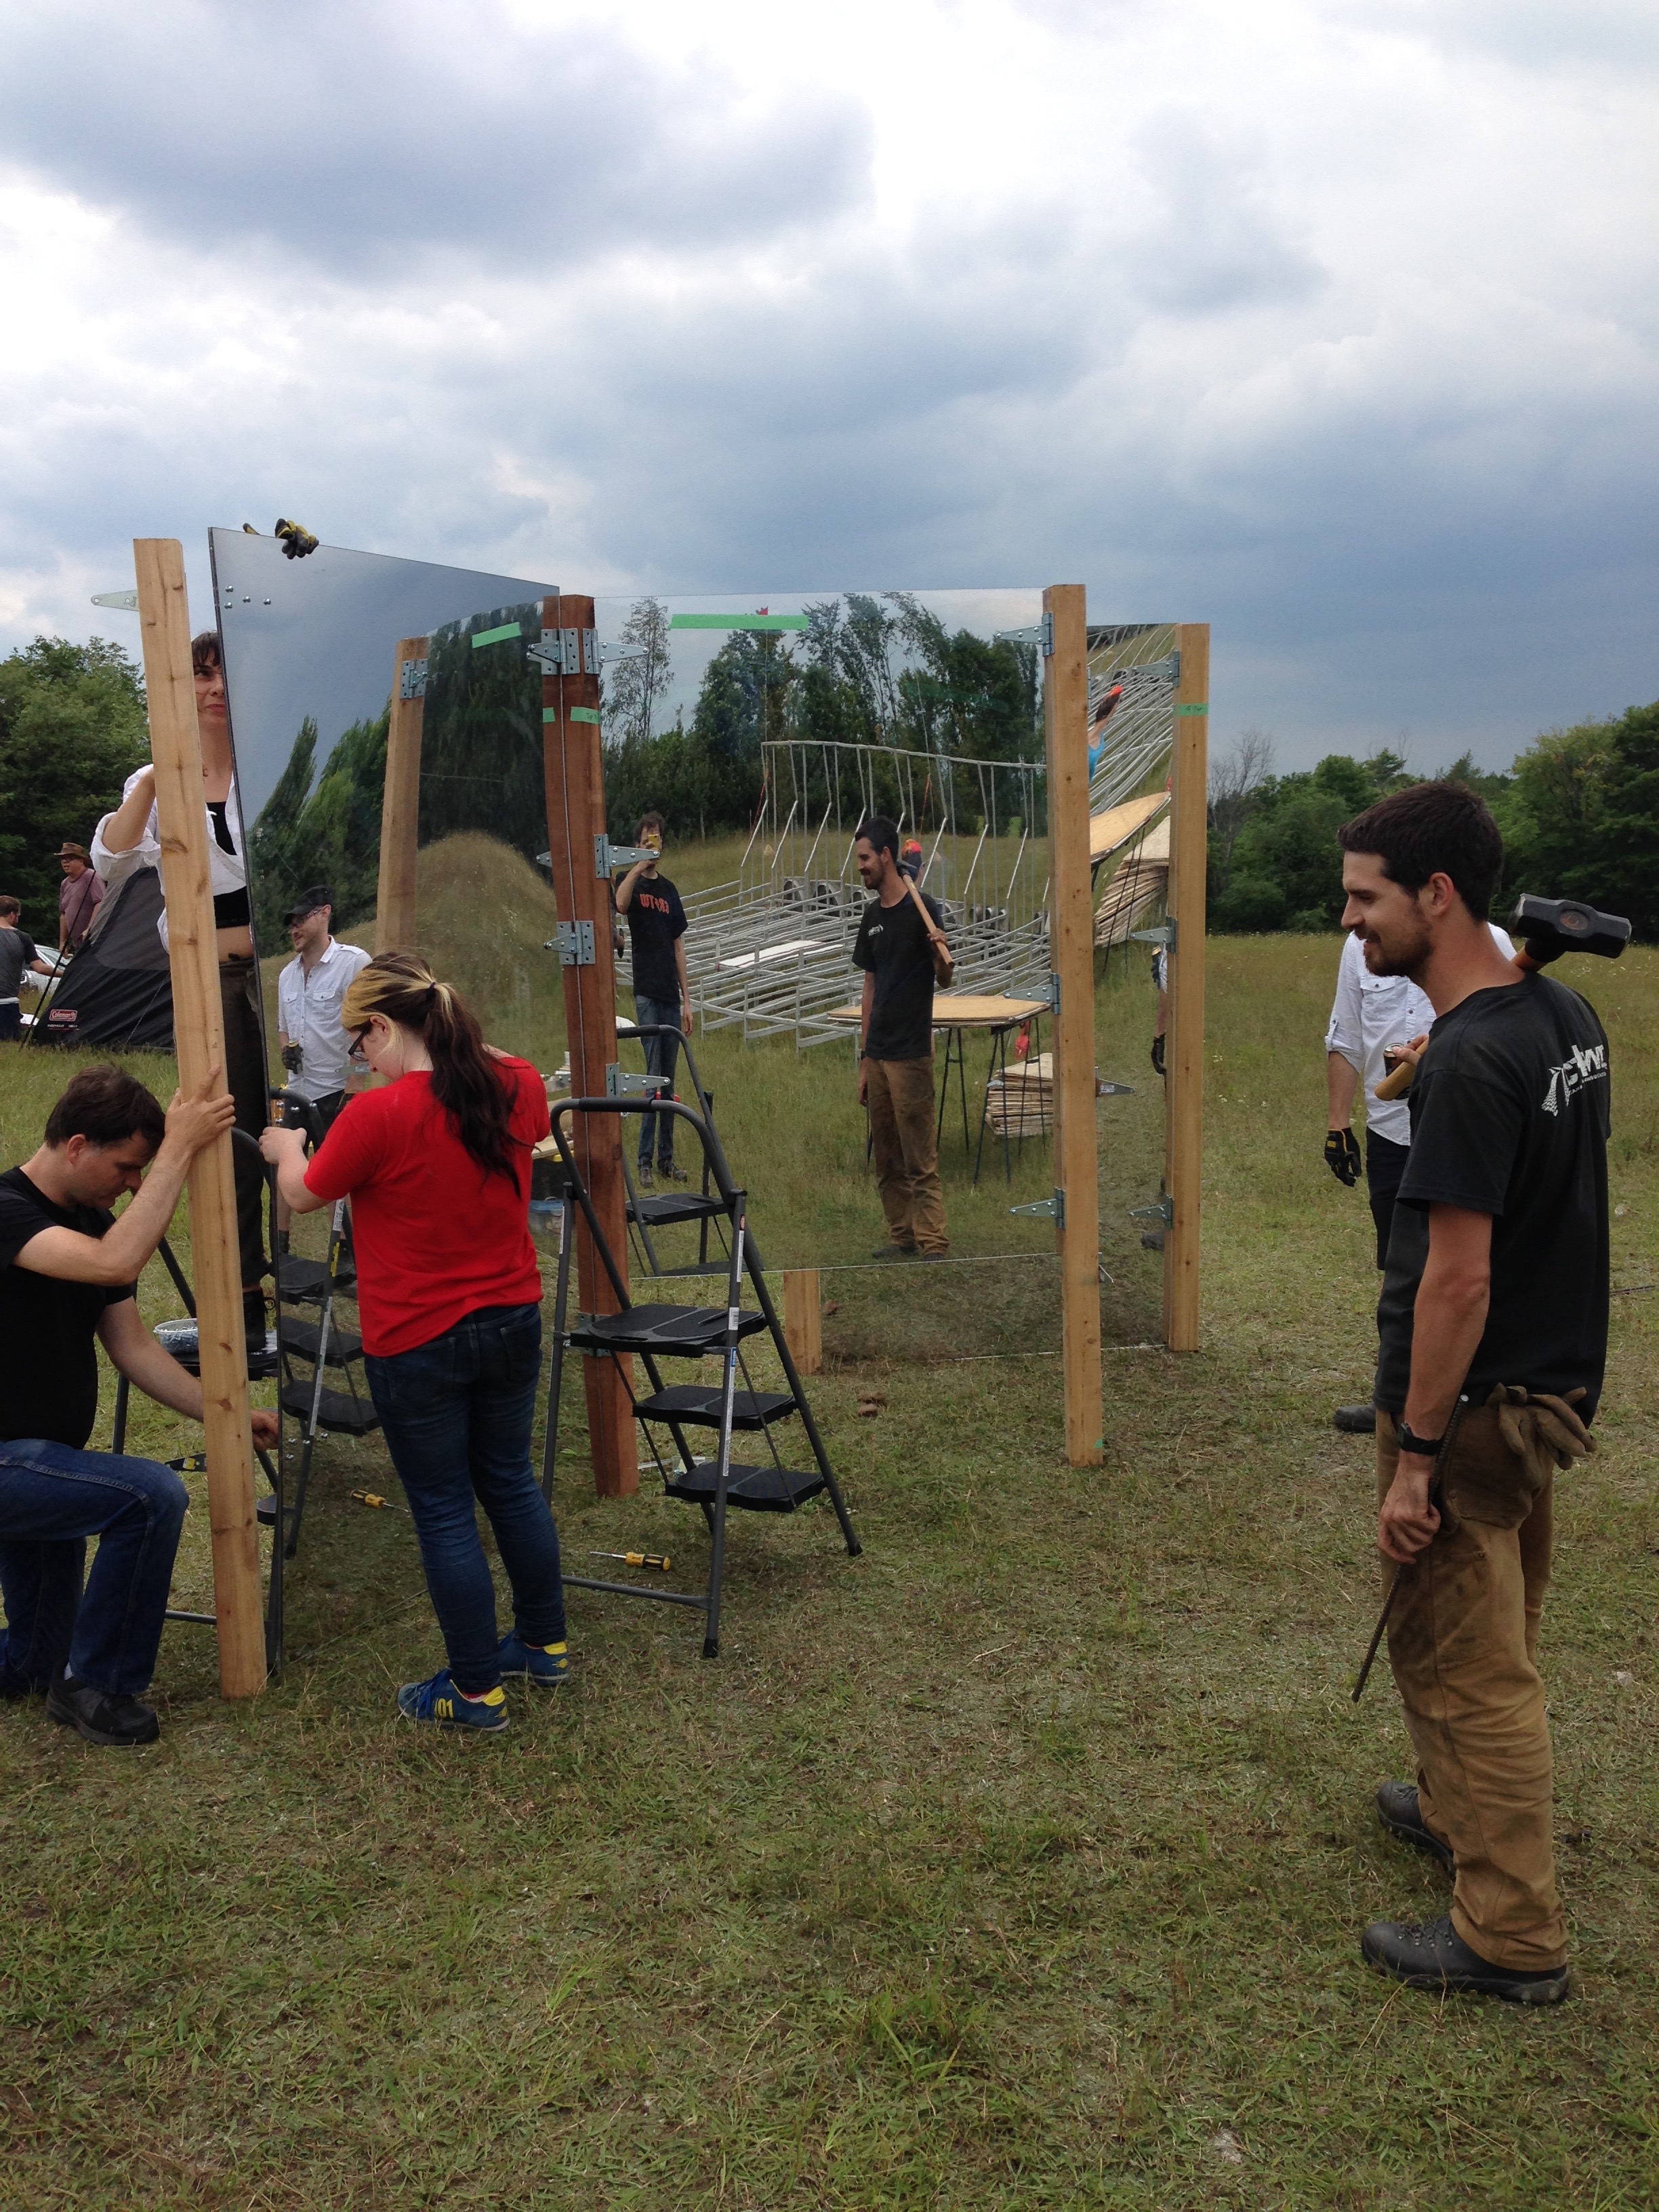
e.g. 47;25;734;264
497;1630;570;1689
396;1668;508;1731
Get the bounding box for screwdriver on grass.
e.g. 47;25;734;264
590;1550;672;1572
350;1489;405;1511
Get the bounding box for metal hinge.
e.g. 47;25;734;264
1130;1195;1174;1227
996;612;1054;656
1036;970;1060;1014
1130;920;1176;951
1011;1187;1066;1226
1096;1076;1135;1097
594;834;658;876
528;627;599;676
605;1064;670;1098
91;589;140;611
549;920;596;966
400;657;428;699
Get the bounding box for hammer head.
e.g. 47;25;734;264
1509;895;1631;966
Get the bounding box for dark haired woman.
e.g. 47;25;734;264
260;953;566;1730
93;632;268;1336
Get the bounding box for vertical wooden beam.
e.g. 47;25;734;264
782;1268;822;1376
132;539;266;1698
376;636;428;951
1043;584;1103;1467
540;594;638;1497
1162;623;1209;1353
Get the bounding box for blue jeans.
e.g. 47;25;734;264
633;994;682;1168
0;1441;189;1696
363;1303;565;1694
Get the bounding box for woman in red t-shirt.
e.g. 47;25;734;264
262;951;565;1732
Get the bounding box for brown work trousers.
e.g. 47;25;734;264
1377;1408;1566;1971
865;1054;948;1256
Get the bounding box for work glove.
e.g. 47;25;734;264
1324;1128;1362;1185
1150;1033;1166;1077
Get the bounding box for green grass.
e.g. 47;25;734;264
2;869;1657;2209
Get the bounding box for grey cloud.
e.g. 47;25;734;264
0;0;870;271
1120;113;1328;317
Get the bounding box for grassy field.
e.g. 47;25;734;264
1;853;1656;2210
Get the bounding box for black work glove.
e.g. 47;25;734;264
1324;1128;1361;1185
1150;1033;1166;1077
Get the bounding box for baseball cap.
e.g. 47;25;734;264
282;885;333;925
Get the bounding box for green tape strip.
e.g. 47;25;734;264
670;613;808;632
570;706;601;724
543;708;557;723
471;622;522;649
1176;703;1209;716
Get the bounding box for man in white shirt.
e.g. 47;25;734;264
1324;914;1513;1431
275;886;371;1143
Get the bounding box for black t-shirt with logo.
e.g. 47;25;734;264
626;873;687;1004
853;889;945;1061
1376;975;1610;1417
0;1166;136;1449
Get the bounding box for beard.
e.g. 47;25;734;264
1357;918;1432;979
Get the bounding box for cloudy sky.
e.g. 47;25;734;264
1;0;1654;769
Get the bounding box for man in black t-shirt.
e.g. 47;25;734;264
1;1065;277;1746
615;812;693;1186
1334;781;1610;2007
852;817;955;1258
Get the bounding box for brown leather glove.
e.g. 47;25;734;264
1488;1384;1596;1493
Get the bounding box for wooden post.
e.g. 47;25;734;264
1162;623;1209;1353
375;636;428;950
782;1268;823;1376
132;539;266;1698
1042;585;1103;1467
541;594;637;1497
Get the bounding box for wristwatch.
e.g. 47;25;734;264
1396;1421;1446;1458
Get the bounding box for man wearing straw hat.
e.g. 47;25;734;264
56;844;103;953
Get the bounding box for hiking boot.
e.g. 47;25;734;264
658;1163;689;1185
1376;1781;1454;1874
870;1244;917;1261
636;1165;654;1190
396;1668;508;1732
497;1631;570;1689
47;1672;161;1746
1334;1403;1378;1434
918;1250;947;1263
1361;1914;1569;2004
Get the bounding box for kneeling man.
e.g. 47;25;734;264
1;1065;278;1746
1338;783;1608;2005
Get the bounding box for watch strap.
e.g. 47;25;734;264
1397;1420;1446;1458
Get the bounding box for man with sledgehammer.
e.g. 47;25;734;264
853;815;954;1261
1336;782;1614;2004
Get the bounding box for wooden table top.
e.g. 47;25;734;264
827;994;1048;1029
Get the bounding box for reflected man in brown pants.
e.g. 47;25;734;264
1338;781;1609;2006
853;819;954;1261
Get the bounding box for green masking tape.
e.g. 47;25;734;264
471;622;522;649
542;705;602;725
670;613;808;631
1176;703;1209;716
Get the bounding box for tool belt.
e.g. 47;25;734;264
1439;1386;1596;1532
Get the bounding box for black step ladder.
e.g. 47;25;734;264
276;1197;379;1558
543;1094;860;1658
616;1024;730;1281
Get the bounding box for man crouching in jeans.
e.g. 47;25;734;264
1;1065;279;1744
853;817;954;1261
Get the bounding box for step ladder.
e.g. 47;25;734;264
543;1092;860;1658
615;1024;730;1281
276;1198;380;1559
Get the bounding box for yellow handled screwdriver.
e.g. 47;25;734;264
589;1550;671;1572
351;1489;405;1511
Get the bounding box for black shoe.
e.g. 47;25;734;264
1376;1781;1454;1875
659;1164;689;1185
871;1244;918;1261
1334;1402;1378;1433
1141;1229;1165;1252
47;1672;161;1747
1360;1914;1569;2004
918;1250;947;1263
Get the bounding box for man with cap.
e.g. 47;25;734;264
275;887;372;1154
56;844;103;954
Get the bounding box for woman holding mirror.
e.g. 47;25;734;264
261;953;568;1730
91;632;268;1336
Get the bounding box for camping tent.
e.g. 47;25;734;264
35;863;174;1049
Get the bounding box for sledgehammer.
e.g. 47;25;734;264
1374;895;1630;1102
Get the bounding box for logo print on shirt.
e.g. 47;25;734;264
1541;1042;1607;1116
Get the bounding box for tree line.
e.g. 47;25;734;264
1206;699;1659;937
